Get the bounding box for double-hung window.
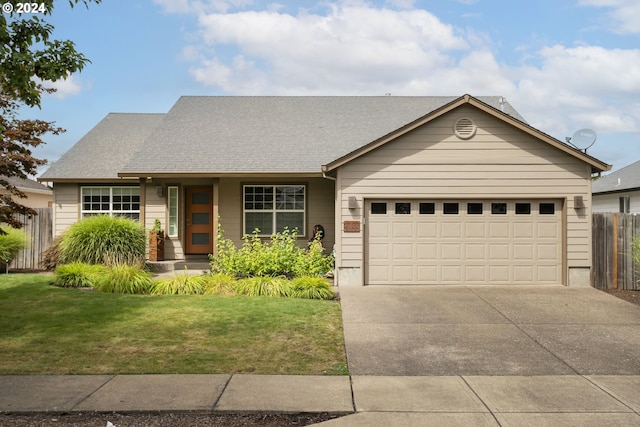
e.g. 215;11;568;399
81;186;140;220
243;185;305;236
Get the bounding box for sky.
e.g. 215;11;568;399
20;0;640;175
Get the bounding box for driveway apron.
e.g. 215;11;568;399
338;285;640;376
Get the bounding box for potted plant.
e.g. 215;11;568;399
149;219;164;262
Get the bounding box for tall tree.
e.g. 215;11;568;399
0;0;100;229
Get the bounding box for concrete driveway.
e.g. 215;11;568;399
339;285;640;376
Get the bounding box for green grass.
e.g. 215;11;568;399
0;274;348;375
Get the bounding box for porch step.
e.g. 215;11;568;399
146;259;210;274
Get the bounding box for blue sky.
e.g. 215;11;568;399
25;0;640;174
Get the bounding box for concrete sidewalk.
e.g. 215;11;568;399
1;374;639;426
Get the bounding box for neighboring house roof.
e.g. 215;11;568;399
1;176;52;195
39;95;609;181
39;113;165;181
592;159;640;194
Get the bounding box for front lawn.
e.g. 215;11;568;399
0;274;348;375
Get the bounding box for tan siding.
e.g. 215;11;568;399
52;183;79;236
336;105;594;283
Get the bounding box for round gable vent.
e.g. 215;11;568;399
453;117;477;139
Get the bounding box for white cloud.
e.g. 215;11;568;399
37;75;86;99
188;3;470;93
578;0;640;33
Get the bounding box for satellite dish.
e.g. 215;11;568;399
569;128;597;151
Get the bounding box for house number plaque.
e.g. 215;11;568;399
343;220;360;232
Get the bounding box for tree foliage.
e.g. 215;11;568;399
0;0;101;229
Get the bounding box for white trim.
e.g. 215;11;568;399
80;186;140;219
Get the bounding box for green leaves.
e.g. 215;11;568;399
58;215;146;266
211;227;333;279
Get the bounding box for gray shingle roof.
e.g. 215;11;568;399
1;176;51;193
39;113;165;180
119;96;525;175
592;160;640;194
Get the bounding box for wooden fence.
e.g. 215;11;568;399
9;207;53;270
591;212;640;290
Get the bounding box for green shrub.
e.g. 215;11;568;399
151;270;208;295
203;273;236;296
59;215;145;266
94;264;152;294
0;227;28;271
633;236;640;269
211;226;333;279
235;276;290;297
288;276;335;300
54;263;106;288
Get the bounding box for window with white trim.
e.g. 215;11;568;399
243;185;305;236
81;186;140;220
167;186;179;237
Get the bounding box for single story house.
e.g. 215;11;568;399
592;159;640;213
1;176;53;209
39;94;610;286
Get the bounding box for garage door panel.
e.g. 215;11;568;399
441;222;462;238
392;265;414;282
489;265;510;282
465;265;486;282
513;244;534;260
489;222;510;238
392;243;414;260
417;243;437;260
537;222;559;239
489;244;510;260
366;199;562;285
513;222;534;238
442;244;462;260
417;266;438;282
368;243;389;261
417;222;437;237
466;244;486;260
392;222;413;238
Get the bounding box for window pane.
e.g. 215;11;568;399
467;203;483;214
192;233;210;245
371;202;387;214
419;202;435;214
245;212;273;235
192;192;210;205
539;203;555;215
443;203;459;214
192;213;209;225
168;186;178;237
491;203;507;214
515;203;531;214
395;202;411;214
276;212;304;233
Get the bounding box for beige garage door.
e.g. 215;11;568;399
366;199;563;285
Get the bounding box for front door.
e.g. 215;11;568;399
185;187;213;254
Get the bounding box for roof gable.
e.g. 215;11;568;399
322;95;610;175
